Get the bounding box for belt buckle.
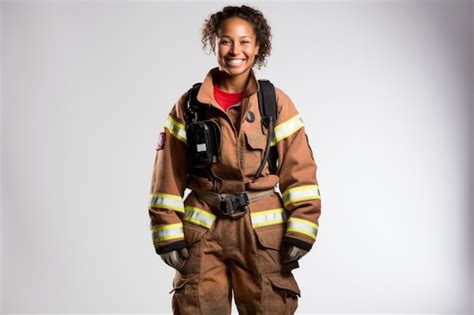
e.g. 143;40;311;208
219;192;249;219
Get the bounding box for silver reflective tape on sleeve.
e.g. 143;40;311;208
250;208;287;228
282;185;321;207
271;114;304;145
149;193;185;213
184;206;216;229
164;115;187;143
287;217;318;240
151;223;184;242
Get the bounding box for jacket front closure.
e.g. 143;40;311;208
193;67;263;189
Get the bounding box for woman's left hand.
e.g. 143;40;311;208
281;245;308;264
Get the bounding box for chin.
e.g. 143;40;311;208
220;65;251;77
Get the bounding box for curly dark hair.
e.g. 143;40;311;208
201;5;272;69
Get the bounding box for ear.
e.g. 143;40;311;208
255;44;260;56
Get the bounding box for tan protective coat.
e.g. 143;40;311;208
148;67;322;314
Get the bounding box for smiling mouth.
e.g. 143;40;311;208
225;58;246;66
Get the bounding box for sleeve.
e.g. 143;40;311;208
273;87;322;252
148;92;189;255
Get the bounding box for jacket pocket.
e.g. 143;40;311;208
243;131;268;176
245;131;267;150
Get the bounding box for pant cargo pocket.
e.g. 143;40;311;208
253;224;299;273
170;275;200;315
178;222;208;274
263;273;300;315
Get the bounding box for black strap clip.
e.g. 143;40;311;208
219;192;249;219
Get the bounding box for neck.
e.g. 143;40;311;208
214;68;251;93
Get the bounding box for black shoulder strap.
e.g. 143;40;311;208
185;82;204;124
257;79;277;126
257;79;279;174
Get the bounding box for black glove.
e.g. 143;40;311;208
281;245;308;264
160;247;189;270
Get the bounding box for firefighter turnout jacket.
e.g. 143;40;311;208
148;66;322;256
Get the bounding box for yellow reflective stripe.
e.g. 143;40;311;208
149;193;184;213
250;208;287;228
151;223;184;242
183;206;216;229
282;185;321;207
164;115;187;143
271;114;304;146
287;217;318;240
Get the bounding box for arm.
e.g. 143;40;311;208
273;88;322;253
148;93;189;255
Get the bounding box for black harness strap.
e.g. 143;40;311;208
185;83;205;124
257;79;279;175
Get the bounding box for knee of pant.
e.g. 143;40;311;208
262;272;301;315
170;274;200;315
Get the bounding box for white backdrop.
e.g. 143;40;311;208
1;1;473;314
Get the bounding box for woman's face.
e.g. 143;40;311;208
216;17;260;78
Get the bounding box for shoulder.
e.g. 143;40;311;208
274;86;291;105
273;86;299;119
168;89;190;122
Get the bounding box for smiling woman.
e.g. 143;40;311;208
201;5;272;70
148;5;322;315
201;7;270;94
214;17;260;90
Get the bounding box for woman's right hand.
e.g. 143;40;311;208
160;247;189;270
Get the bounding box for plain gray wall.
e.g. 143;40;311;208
1;1;473;314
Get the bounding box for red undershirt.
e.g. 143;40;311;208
213;83;243;111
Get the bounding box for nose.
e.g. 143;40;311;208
230;42;241;55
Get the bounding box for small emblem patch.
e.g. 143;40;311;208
156;131;166;151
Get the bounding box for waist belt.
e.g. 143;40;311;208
195;188;275;219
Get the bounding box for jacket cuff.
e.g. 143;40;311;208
282;236;313;252
155;239;187;255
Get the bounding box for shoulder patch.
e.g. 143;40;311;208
156;131;166;151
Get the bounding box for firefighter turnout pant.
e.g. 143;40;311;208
168;194;301;315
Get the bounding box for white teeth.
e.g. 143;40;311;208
227;59;244;65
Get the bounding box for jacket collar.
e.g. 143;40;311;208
196;66;259;109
